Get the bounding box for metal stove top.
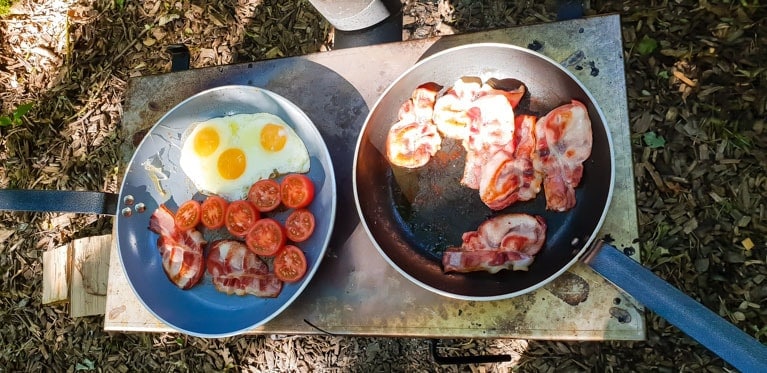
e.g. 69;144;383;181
105;14;644;340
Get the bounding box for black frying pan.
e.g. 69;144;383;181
353;43;767;370
355;43;613;299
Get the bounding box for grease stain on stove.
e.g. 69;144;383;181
132;129;148;147
588;61;600;77
546;272;590;306
527;40;543;51
560;50;600;77
561;50;585;68
609;306;632;323
623;246;636;256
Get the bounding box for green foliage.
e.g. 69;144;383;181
643;131;666;148
75;358;95;371
0;102;33;127
636;35;658;56
0;0;15;16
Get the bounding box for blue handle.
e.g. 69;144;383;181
585;241;767;371
0;189;118;215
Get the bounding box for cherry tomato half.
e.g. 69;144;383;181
200;195;228;229
246;218;286;256
175;200;201;231
280;174;315;209
273;245;308;283
248;179;281;212
284;208;315;243
224;200;259;237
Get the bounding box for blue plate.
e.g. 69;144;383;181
115;85;337;337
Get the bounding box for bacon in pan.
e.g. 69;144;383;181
534;100;593;211
386;82;444;169
479;114;543;210
442;213;546;273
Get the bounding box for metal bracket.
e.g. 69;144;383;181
166;44;190;72
557;0;584;21
430;339;512;365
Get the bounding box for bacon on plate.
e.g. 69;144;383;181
148;205;207;289
206;239;283;298
442;213;546;273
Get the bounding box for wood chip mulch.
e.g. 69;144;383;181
1;0;765;371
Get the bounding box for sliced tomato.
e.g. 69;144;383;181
245;218;286;256
174;200;201;230
273;245;308;283
248;178;281;212
280;174;315;209
284;208;315;243
224;200;259;237
200;195;228;229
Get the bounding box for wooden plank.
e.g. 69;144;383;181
42;244;71;305
70;235;111;318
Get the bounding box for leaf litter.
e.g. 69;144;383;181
1;0;766;371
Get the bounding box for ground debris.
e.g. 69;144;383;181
1;0;766;372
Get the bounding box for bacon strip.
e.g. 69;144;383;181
206;239;283;298
534;100;593;211
442;213;546;273
386;82;443;168
433;78;483;139
479;114;543;210
460;92;516;190
148;205;206;289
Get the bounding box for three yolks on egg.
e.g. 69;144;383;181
179;113;310;200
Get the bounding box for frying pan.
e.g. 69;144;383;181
353;43;767;370
0;86;337;337
114;85;336;338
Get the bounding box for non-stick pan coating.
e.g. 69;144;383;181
354;43;614;300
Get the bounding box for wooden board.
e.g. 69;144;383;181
42;244;70;305
70;235;111;318
42;234;112;317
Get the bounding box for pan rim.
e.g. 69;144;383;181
353;42;616;301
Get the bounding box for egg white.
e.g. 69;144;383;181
179;113;310;200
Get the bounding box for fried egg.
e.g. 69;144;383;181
179;113;310;200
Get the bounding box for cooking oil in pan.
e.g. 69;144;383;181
389;138;492;260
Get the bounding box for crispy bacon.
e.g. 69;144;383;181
442;213;546;273
433;78;483;139
460;92;516;189
386;82;443;168
148;205;206;289
535;100;593;211
479;114;543;210
206;239;283;298
478;81;526;109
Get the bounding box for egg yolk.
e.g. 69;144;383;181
218;148;246;180
260;123;287;152
193;126;220;156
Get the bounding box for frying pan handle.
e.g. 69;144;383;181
584;241;767;371
0;189;118;215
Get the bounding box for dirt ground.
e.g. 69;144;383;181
1;0;766;371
